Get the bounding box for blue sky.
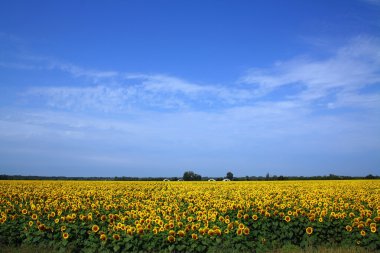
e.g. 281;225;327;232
0;0;379;177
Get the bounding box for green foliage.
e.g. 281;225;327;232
226;172;234;180
183;171;202;181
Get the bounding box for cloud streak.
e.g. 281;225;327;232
16;36;379;115
241;36;380;107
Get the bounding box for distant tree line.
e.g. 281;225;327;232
0;172;378;181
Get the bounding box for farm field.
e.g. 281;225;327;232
0;180;379;252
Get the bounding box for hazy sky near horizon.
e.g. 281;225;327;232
0;0;380;177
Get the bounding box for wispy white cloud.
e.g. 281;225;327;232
27;85;128;112
241;36;380;107
27;72;257;111
328;91;380;109
49;62;119;80
5;36;379;114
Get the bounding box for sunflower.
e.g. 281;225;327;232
177;230;185;237
113;234;120;240
306;227;313;235
370;226;376;233
31;214;38;220
167;235;175;242
100;234;107;241
252;214;258;221
345;225;353;232
360;230;366;237
208;229;215;236
191;233;198;240
62;232;69;240
284;216;291;222
236;228;243;236
92;225;100;233
101;215;107;221
29;221;33;226
21;209;27;215
243;227;250;235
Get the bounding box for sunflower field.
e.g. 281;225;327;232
0;180;379;252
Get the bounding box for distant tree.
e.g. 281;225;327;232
183;171;202;181
266;173;270;181
365;174;375;179
328;174;339;180
226;171;234;180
